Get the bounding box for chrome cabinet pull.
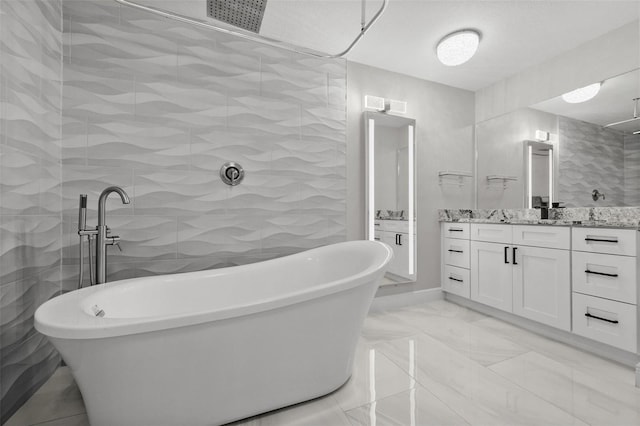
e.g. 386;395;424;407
585;270;618;278
585;312;619;324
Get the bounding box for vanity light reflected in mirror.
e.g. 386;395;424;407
365;111;417;284
524;140;555;210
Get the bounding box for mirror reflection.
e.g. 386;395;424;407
532;68;640;207
477;67;640;209
365;111;416;284
524;141;555;210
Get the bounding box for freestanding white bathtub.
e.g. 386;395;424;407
35;240;392;426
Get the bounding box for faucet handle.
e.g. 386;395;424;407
107;235;122;251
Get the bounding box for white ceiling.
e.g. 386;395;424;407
136;0;640;92
346;0;640;91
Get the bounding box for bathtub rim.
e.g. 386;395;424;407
35;240;392;340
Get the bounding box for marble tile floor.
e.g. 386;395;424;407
7;300;640;426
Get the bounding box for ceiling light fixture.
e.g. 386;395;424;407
561;82;602;103
436;29;480;66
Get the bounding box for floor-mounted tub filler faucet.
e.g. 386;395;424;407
77;186;131;287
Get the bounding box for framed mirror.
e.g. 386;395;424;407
524;140;555;209
364;111;416;284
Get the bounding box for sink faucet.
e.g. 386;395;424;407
96;186;130;284
592;189;605;202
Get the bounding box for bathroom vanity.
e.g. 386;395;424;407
374;219;414;281
440;211;640;381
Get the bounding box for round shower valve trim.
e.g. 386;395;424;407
220;162;244;186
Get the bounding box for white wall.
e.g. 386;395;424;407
347;62;475;293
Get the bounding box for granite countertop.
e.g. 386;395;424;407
438;208;640;230
442;218;640;229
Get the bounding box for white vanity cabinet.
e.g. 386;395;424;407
571;227;639;352
376;220;413;280
467;224;571;330
442;220;640;359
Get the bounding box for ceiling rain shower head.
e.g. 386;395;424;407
207;0;267;33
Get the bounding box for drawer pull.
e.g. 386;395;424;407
585;237;618;243
584;270;618;278
374;237;380;241
448;228;464;232
585;312;619;324
448;249;463;253
374;224;381;226
448;276;463;283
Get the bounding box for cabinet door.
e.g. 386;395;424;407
380;232;400;276
512;246;570;330
470;241;513;312
393;233;411;280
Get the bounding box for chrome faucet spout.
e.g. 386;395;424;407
98;186;130;227
96;186;130;284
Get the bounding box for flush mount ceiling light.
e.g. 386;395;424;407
561;82;601;103
436;29;481;66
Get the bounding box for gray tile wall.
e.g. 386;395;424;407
624;134;640;206
61;1;346;285
0;0;63;422
558;116;625;207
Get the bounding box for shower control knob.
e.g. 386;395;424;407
220;162;245;186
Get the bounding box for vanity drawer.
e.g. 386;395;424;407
572;228;637;257
380;220;409;233
442;222;470;240
572;292;637;352
470;223;512;244
443;238;470;269
572;251;637;304
512;225;570;250
443;265;470;298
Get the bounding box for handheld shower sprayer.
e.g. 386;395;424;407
77;194;96;288
77;186;130;288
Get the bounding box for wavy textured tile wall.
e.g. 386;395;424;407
624;134;640;206
62;0;346;284
0;0;63;422
558;116;625;207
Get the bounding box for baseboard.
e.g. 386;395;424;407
446;293;640;368
369;287;444;313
